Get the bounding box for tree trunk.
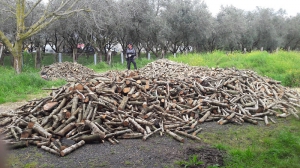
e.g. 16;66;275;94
73;48;78;63
107;50;112;65
12;40;23;73
35;47;41;69
0;44;4;66
13;55;22;73
97;51;102;63
55;53;58;63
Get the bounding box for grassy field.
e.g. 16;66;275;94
198;118;300;168
1;50;300;167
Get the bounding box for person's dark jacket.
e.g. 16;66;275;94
126;48;136;59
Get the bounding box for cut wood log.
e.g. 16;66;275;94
41;145;60;155
192;127;203;136
72;134;104;144
175;130;202;141
118;96;129;110
143;128;162;141
199;111;211;123
7;141;29;149
28;122;52;138
166;129;184;143
84;120;105;139
117;133;144;139
60;140;85;156
56;123;76;137
105;129;132;138
128;118;146;134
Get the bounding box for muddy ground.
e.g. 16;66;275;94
0;101;225;168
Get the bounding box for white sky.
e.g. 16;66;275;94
205;0;300;16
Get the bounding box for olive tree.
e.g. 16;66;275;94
283;14;300;50
216;5;247;52
0;0;88;73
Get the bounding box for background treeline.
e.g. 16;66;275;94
1;0;300;61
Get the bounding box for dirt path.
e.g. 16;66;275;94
0;102;225;168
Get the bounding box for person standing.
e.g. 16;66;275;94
126;42;137;70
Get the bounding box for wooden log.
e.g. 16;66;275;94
264;116;270;126
56;123;76;137
28;122;52;138
0;112;17;118
117;133;144;139
127;86;136;97
175;130;202;141
135;119;154;126
143;128;162;141
145;125;152;134
21;128;32;138
218;119;229;125
226;112;236;120
104;122;124;126
41;145;60;155
243;118;258;125
71;96;79;116
0;118;12;126
43;102;58;111
37;141;50;148
83;85;98;101
192;127;203;136
190;120;198;129
199;111;211;123
128;118;146;134
74;134;103;143
105;129;132;138
84;120;105;139
54;116;76;133
60;140;85;157
164;123;186;129
166;129;184;143
68;130;91;140
184;127;199;134
118;96;129;110
7;141;29;149
66;128;77;138
29;97;51;114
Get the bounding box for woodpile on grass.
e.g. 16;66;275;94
1;59;299;156
40;62;95;81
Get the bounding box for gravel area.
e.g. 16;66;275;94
6;135;224;168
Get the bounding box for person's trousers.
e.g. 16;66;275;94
126;57;137;70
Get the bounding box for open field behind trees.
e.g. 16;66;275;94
1;50;300;167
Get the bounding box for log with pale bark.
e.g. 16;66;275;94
1;59;300;157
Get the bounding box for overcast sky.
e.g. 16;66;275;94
205;0;299;16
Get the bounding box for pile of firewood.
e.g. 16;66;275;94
40;62;95;81
1;59;299;156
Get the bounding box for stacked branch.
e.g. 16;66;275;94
1;59;300;156
40;62;95;81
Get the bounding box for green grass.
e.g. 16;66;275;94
198;117;300;168
0;66;66;104
175;154;204;168
169;50;300;87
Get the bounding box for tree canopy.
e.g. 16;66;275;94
0;0;299;73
